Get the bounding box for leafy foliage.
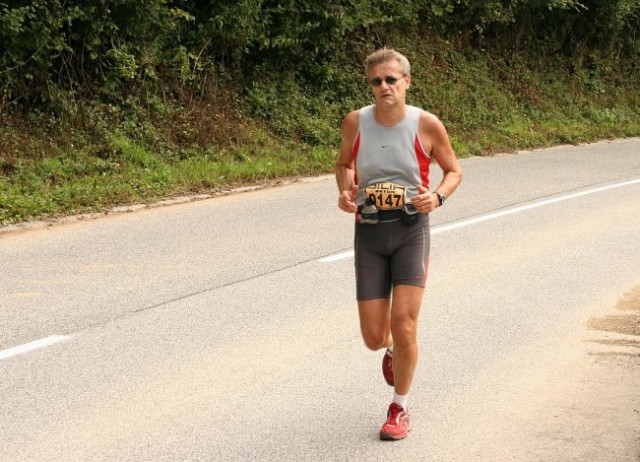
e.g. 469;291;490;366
3;0;638;113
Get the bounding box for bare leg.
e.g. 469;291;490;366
389;285;424;395
357;298;393;351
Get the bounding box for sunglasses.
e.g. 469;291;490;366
369;76;404;87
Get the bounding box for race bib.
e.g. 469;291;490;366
364;182;407;210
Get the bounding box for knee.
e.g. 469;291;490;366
390;319;417;347
361;330;388;351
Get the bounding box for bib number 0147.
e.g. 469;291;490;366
364;183;406;210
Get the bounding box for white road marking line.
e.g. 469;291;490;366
0;335;70;361
5;179;639;358
433;178;640;235
319;250;355;263
320;178;640;263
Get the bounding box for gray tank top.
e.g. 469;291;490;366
354;105;431;204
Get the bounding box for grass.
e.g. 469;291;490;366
0;127;337;224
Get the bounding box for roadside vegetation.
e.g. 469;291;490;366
1;0;639;225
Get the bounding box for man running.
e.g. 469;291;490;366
335;47;462;440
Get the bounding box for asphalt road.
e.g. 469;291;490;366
1;138;639;461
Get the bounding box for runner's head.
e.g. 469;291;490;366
364;48;411;77
364;48;411;105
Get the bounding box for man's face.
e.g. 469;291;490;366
367;60;410;107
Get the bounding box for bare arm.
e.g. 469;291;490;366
411;112;463;213
335;110;360;213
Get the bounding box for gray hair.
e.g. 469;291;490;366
364;48;411;76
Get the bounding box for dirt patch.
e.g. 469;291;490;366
586;285;640;337
589;351;640;358
587;314;640;336
589;338;640;348
615;285;640;311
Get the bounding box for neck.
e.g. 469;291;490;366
374;103;407;127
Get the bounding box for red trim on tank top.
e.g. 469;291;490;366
414;134;430;189
353;131;361;186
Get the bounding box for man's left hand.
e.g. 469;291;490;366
411;185;440;213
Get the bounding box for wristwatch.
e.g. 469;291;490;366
435;192;446;207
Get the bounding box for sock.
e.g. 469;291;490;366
392;392;408;410
387;344;394;354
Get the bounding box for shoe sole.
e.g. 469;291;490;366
379;431;409;441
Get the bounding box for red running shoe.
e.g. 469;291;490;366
379;402;411;440
382;348;394;386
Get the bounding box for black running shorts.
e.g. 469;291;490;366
354;214;430;301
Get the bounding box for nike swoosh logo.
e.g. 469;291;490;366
381;145;390;148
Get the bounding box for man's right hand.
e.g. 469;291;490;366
338;185;359;213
